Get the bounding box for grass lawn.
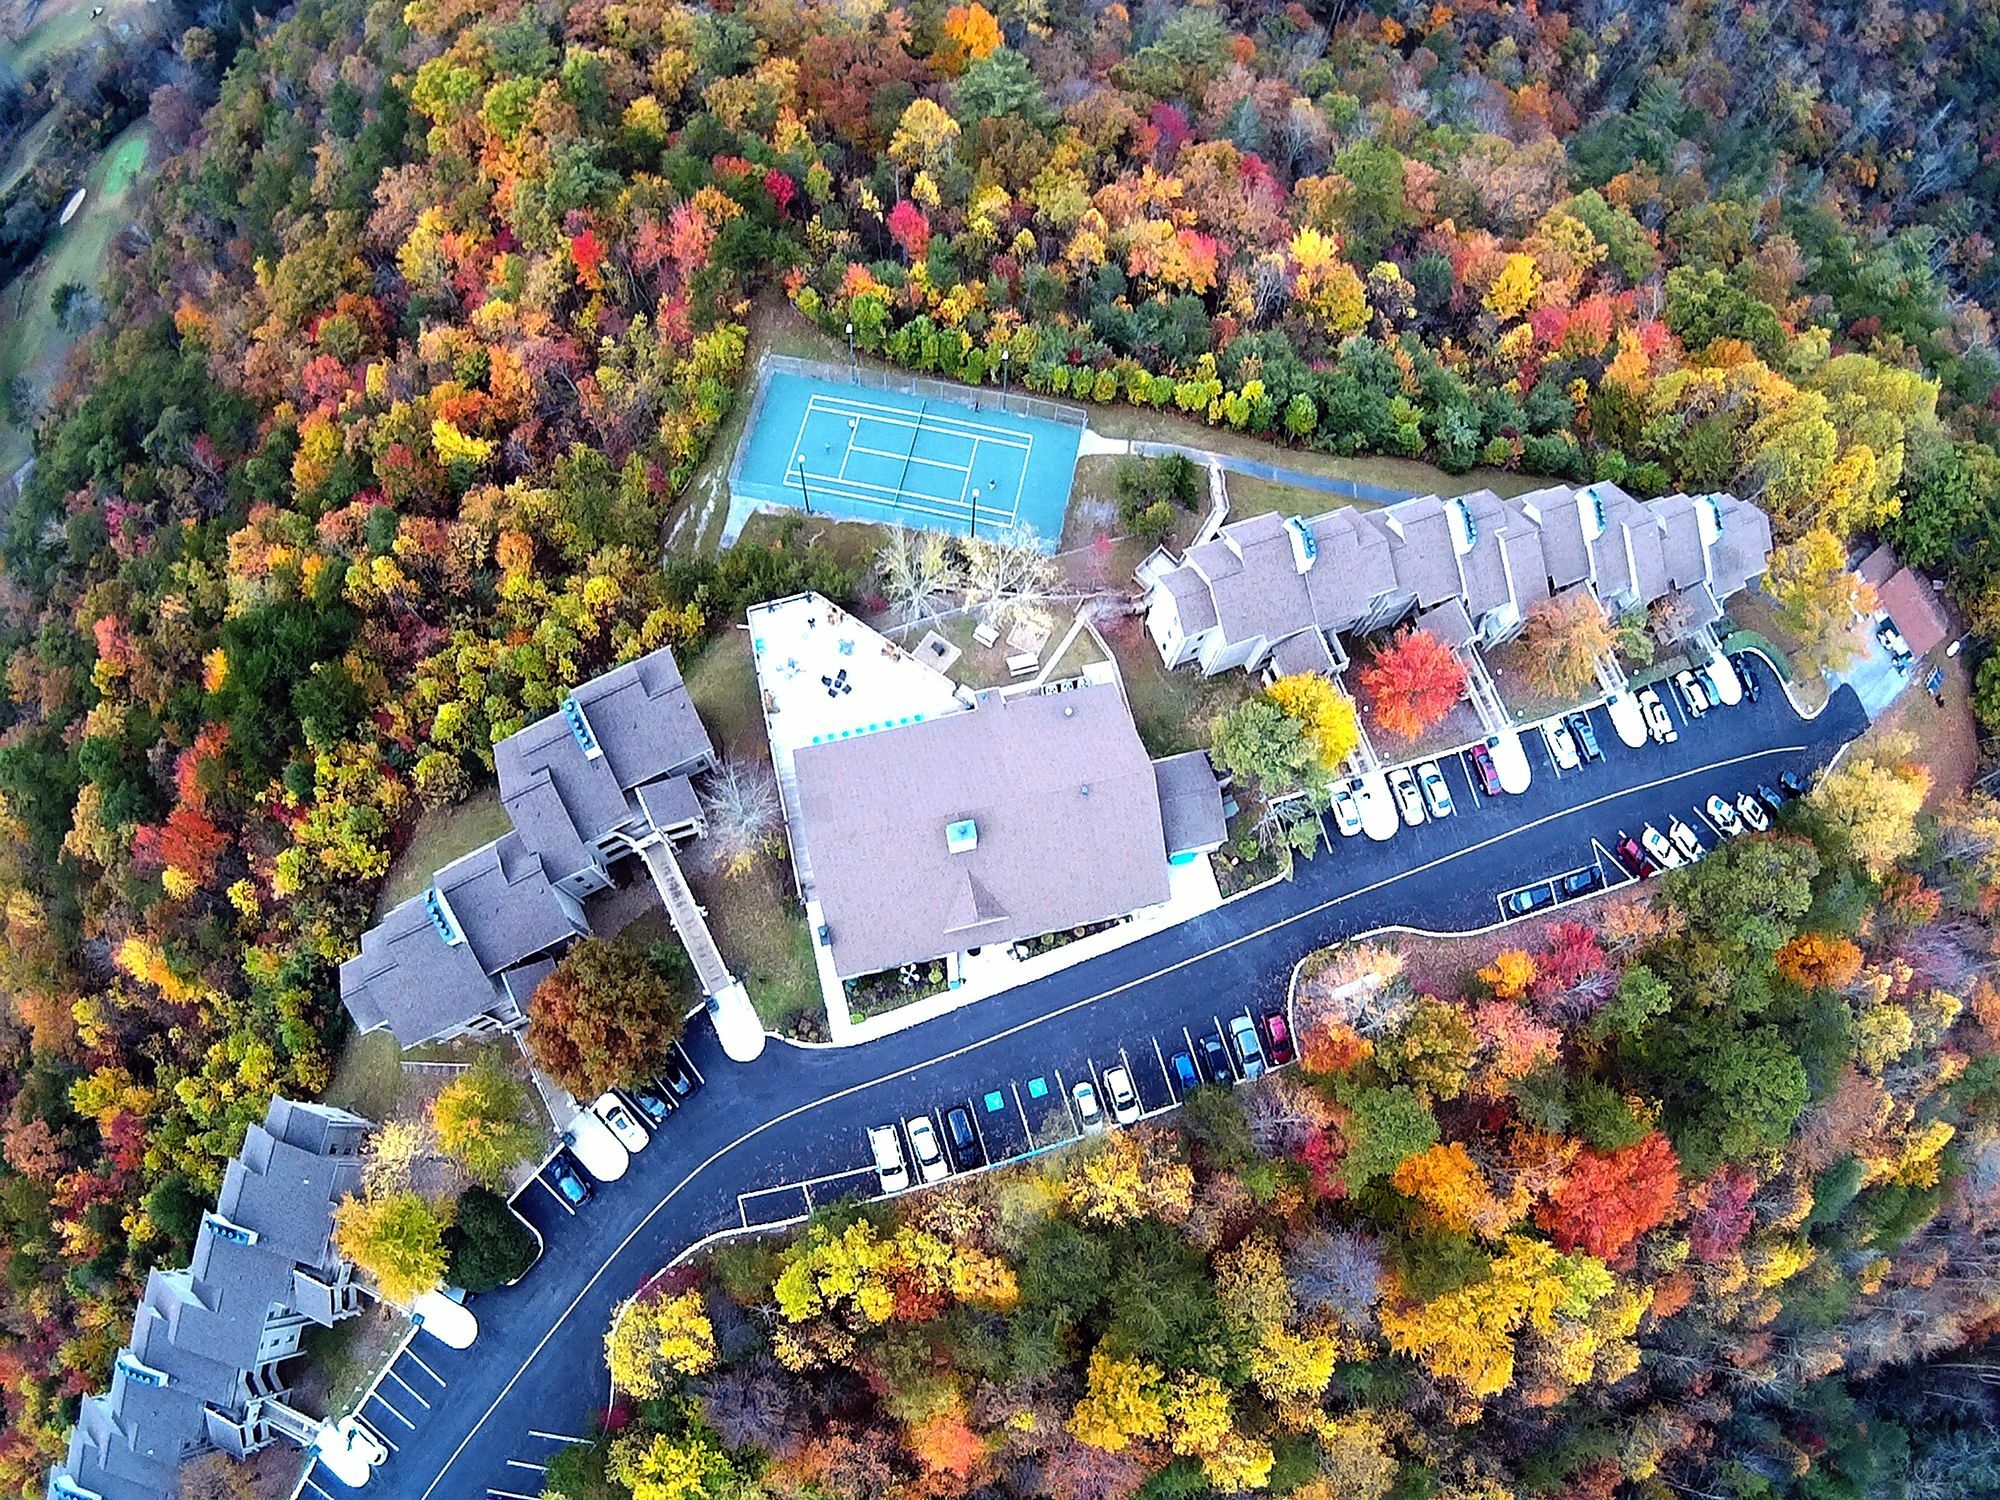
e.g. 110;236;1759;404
0;122;151;467
1045;618;1110;682
322;1028;405;1123
291;1304;411;1423
688;852;820;1035
681;629;764;757
374;787;514;916
1725;590;1828;711
1099;610;1251;757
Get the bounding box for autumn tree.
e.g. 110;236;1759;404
1212;696;1327;800
429;1054;541;1187
333;1191;447;1305
608;1288;718;1399
1535;1132;1681;1260
697;758;783;878
1775;933;1865;992
1515;592;1615;698
1807;739;1930;877
1360;627;1466;740
1265;672;1360;769
526;937;687;1098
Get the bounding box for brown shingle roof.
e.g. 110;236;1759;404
1153;752;1227;855
1877;568;1950;658
793;684;1171;977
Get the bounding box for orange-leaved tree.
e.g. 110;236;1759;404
1360;627;1466;740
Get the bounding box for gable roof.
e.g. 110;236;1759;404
792;683;1171;977
1153;752;1228;856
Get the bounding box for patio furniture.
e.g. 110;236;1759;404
1007;652;1039;678
972;620;1000;649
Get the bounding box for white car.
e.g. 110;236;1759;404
1675;670;1709;717
1705;795;1743;837
1330;783;1363;837
1072;1080;1105;1134
1417;761;1454;818
1543;718;1580;770
1669;818;1705;862
1738;793;1770;833
905;1115;950;1182
1389;767;1427;827
868;1124;909;1193
1102;1066;1142;1125
592;1092;649;1153
1639;687;1677;744
1641;823;1684;870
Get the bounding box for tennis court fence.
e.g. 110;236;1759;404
726;354;1087;499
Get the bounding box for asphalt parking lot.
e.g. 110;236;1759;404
341;658;1866;1500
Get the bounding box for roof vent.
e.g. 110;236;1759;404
201;1211;259;1248
423;887;464;947
1284;515;1318;573
1080;783;1091;798
561;695;603;760
115;1353;168;1389
946;819;978;853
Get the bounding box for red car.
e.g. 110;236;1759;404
1469;740;1502;796
1262;1010;1295;1066
1613;834;1651;877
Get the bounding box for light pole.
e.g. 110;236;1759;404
1001;346;1010;398
969;486;979;540
845;320;856;380
795;454;813;516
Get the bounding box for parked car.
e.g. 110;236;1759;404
1706;794;1744;837
1641;824;1685;870
1262;1011;1296;1066
592;1093;649;1153
1544;718;1580;770
1669;818;1705;862
1738;793;1770;833
1389;767;1426;826
1566;712;1602;762
1731;652;1761;701
1102;1066;1142;1126
658;1049;698;1098
562;1113;629;1183
1674;670;1709;717
544;1151;591;1206
626;1083;675;1127
1779;770;1809;798
868;1124;910;1193
1417;760;1454;818
1169;1051;1201;1092
1877;618;1914;667
1198;1032;1234;1086
1560;865;1604;899
906;1115;950;1182
1468;740;1503;796
1330;783;1363;837
1228;1015;1267;1081
1504;883;1557;916
1072;1080;1105;1133
1757;783;1786;815
1639;687;1677;743
944;1106;984;1171
1614;834;1651;877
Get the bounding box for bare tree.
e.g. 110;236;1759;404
698;758;783;878
874;525;959;624
960;525;1058;628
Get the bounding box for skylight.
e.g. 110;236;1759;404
202;1211;259;1248
946;819;978;853
115;1354;167;1389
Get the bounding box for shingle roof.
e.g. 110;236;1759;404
1877;566;1951;658
1376;501;1463;607
1153;752;1228;856
793;684;1171;977
1188;513;1312;646
1160;566;1218;635
1652;495;1710;589
1267;629;1338;677
1513;487;1591;587
1415;599;1476;650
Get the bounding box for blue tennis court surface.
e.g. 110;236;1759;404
732;372;1083;550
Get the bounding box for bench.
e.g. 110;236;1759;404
1006;652;1039;677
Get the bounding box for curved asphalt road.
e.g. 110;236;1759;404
321;663;1866;1500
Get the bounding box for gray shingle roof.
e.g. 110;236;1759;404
1153;752;1228;856
793;683;1171;977
1187;513;1312;646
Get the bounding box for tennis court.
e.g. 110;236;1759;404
730;369;1083;550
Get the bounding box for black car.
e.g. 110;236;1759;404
1198;1032;1234;1086
1731;653;1761;702
658;1048;699;1098
1565;712;1603;762
1758;783;1785;815
626;1084;675;1126
944;1106;984;1171
544;1151;592;1206
1504;883;1557;915
1779;770;1808;799
1559;865;1604;899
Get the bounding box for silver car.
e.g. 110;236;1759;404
1389;767;1426;827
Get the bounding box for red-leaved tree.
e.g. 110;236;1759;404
1535;1131;1681;1261
1359;627;1466;740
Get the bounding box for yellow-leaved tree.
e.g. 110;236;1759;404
1265;673;1360;769
607;1288;717;1399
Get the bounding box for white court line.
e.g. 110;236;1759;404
847;441;975;477
387;1369;432;1408
404;1349;446;1386
803;391;1036;448
417;736;1823;1500
782;467;1023;526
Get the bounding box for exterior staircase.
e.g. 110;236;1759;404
638;840;734;999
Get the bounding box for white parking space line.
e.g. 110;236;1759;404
968;1102;992;1163
1693;803;1724;839
387;1369;432;1408
530;1430;592;1444
1210;1014;1239;1078
507;1459;549;1472
1589;837;1641;889
1455;751;1481;802
533;1176;576;1216
369;1392;417;1430
679;1045;706;1088
304;1476;336;1500
404;1349;446;1386
1152;1035;1173;1092
366;1424;398;1454
1011;1082;1032;1138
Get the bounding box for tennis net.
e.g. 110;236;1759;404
889;399;928;503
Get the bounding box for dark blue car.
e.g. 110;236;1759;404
1169;1051;1200;1091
